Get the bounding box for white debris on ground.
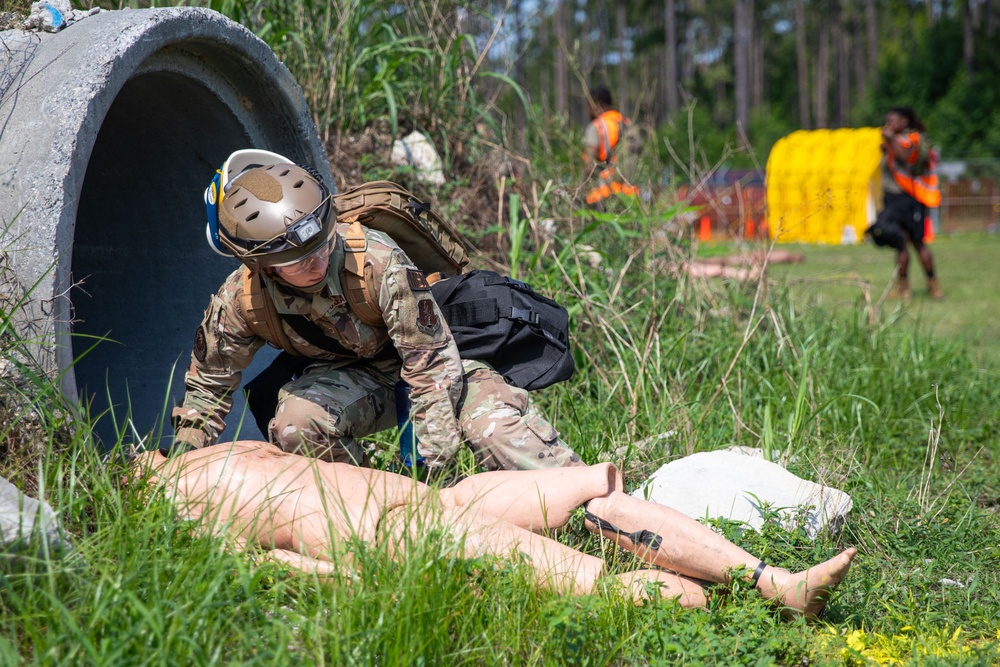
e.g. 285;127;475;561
0;475;70;554
390;130;446;186
631;446;853;540
575;244;602;268
23;0;99;33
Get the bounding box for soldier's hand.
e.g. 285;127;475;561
160;427;204;457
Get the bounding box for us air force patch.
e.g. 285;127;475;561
193;326;208;362
416;299;440;335
407;269;431;291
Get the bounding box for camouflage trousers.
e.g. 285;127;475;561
269;359;584;471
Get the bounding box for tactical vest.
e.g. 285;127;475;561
239;181;472;351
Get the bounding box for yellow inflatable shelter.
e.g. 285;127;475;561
766;128;882;244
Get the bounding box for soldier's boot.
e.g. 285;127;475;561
927;277;943;300
894;278;911;301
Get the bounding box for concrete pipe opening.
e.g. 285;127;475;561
0;8;331;449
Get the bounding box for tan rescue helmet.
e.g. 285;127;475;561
217;163;336;271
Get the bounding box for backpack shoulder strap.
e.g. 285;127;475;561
340;220;384;328
335;180;471;277
335;180;407;216
240;267;297;353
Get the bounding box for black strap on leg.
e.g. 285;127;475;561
584;509;663;551
750;561;768;587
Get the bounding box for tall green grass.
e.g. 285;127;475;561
5;223;1000;662
184;0;515;162
4;194;1000;663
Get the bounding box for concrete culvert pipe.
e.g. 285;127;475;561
0;8;332;448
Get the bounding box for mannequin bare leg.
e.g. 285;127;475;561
583;491;856;616
435;462;854;615
438;462;622;530
138;441;853;616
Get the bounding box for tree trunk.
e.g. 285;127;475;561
664;0;679;113
555;0;568;116
814;11;830;128
593;0;608;85
853;4;866;105
539;3;550;114
795;0;810;128
836;0;850;127
682;11;696;85
512;0;527;154
617;0;628;116
963;0;977;75
751;3;764;111
734;0;751;138
866;0;878;92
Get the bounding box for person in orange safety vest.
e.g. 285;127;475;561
583;85;640;207
865;107;943;300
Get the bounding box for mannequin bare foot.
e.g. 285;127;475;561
758;548;857;618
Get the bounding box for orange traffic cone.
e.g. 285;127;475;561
698;216;712;241
924;217;935;243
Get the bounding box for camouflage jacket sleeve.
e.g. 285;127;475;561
170;268;266;449
377;245;464;467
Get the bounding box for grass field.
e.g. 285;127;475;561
4;211;1000;664
704;232;1000;368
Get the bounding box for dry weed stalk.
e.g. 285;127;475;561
911;385;982;520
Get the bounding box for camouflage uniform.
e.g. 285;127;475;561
172;222;583;471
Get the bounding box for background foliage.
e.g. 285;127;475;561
480;0;1000;169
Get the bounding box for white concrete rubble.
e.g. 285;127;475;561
391;130;446;185
631;447;853;539
0;475;70;554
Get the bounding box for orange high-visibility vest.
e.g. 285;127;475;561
886;131;941;208
590;110;626;163
584;110;639;204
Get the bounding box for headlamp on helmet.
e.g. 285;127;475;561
286;213;323;247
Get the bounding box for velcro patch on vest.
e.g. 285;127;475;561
416;299;440;335
193;326;208;363
407;269;431;291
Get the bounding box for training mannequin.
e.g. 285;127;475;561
137;441;855;616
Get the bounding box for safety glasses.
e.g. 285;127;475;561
272;240;332;278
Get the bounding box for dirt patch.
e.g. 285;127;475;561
0;12;21;31
977;492;1000;515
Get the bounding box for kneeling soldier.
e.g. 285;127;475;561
167;150;583;472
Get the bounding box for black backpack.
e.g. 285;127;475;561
430;270;575;391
